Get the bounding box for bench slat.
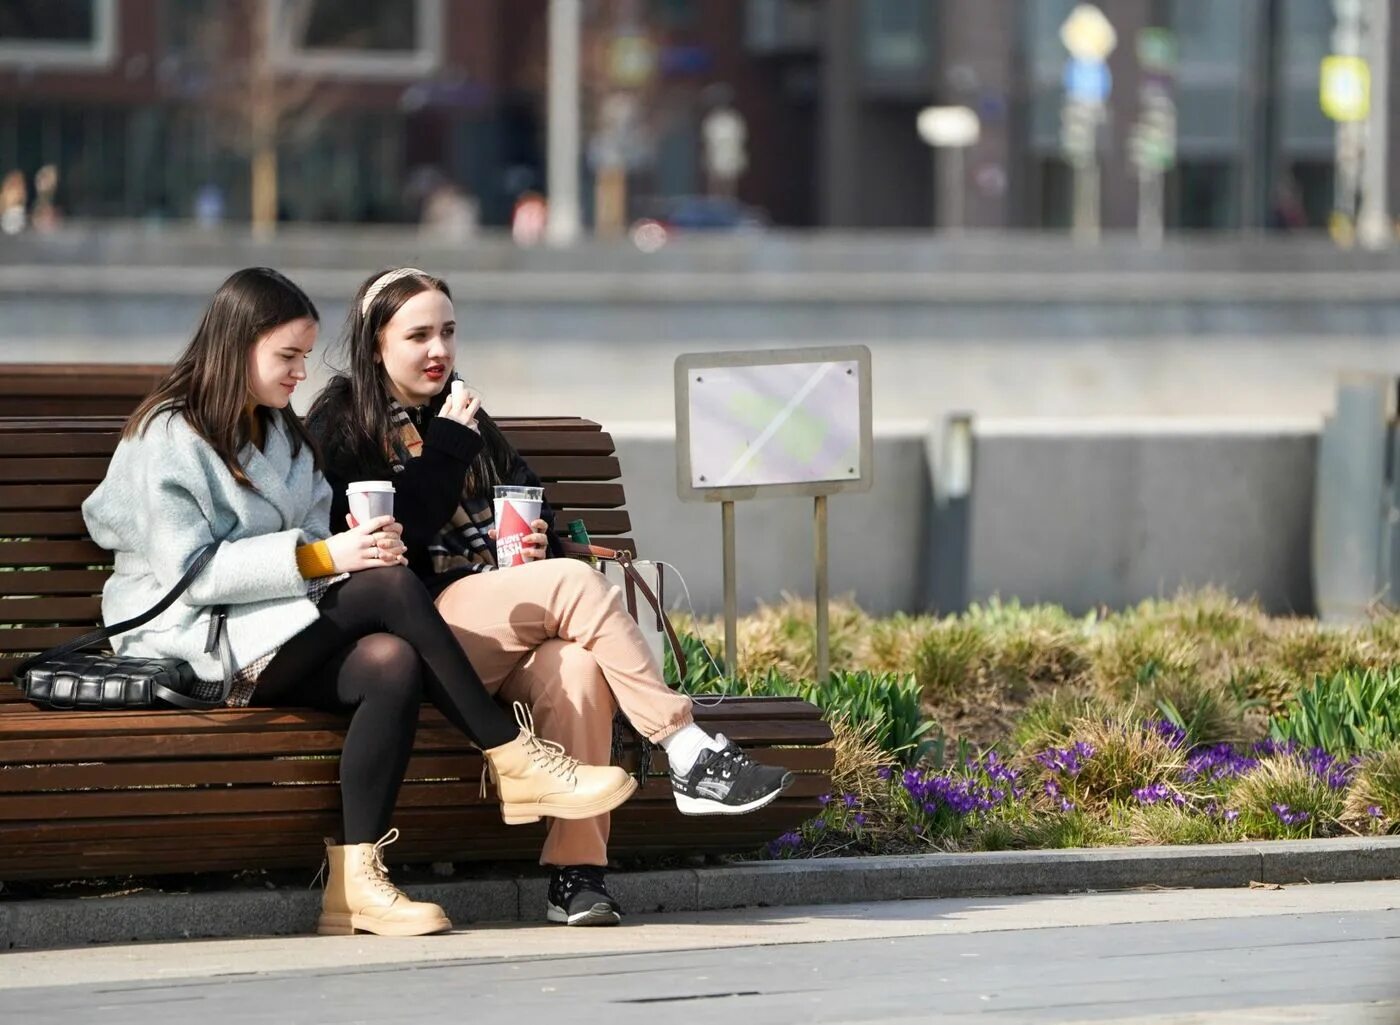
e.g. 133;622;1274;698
0;457;111;482
541;483;624;509
0;695;829;735
0;540;111;568
505;431;615;457
0;747;833;794
0;433;122;456
0;570;111;596
521;455;620;481
0;484;96;510
0;596;100;623
0;772;829;822
0;511;89;537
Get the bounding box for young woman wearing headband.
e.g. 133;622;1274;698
306;267;793;927
82;268;636;939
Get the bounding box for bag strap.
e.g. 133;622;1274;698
14;543;235;710
560;541;687;680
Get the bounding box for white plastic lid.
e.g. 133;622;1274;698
347;480;396;493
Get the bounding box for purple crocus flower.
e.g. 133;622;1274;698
1147;718;1188;749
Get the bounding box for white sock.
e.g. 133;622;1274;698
660;724;725;775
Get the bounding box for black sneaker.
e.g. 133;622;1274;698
670;736;794;816
546;865;622;926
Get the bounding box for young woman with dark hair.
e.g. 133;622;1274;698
306;267;793;927
83;268;636;938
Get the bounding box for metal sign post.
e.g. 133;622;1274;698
675;346;874;684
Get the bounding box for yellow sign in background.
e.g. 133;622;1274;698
1320;55;1370;122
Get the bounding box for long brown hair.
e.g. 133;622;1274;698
308;268;514;497
125;267;321;487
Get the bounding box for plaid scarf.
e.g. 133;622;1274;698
386;396;497;576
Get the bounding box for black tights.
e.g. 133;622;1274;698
255;567;519;844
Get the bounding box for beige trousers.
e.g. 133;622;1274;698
434;558;694;867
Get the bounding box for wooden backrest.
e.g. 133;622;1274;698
0;364;170;417
0;415;634;698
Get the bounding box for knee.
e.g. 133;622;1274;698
551;557;615;603
358;634;422;708
553;647;617;720
552;557;602;590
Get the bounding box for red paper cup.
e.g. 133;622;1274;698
493;486;544;568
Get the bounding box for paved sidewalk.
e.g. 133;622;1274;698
4;834;1400;950
4;881;1399;1024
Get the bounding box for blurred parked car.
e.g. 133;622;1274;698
629;195;769;250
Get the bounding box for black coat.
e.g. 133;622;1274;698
305;381;565;595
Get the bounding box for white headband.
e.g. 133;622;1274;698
361;267;428;315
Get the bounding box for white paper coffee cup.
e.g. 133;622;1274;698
347;480;396;523
494;485;544;568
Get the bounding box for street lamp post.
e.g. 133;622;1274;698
546;0;582;248
1357;0;1391;249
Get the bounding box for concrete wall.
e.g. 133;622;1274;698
611;428;931;617
612;420;1323;618
953;420;1320;616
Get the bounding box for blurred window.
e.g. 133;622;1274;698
301;4;417;52
1174;2;1242;66
1023;0;1076;80
1171;1;1246;157
745;0;820;54
268;0;442;78
0;0;115;69
1023;0;1077;151
1168;160;1237;229
650;0;700;30
162;0;219;56
1279;0;1333;153
861;0;930;76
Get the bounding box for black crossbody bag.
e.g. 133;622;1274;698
13;542;235;711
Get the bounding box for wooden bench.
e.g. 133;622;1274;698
0;415;832;881
0;363;170;417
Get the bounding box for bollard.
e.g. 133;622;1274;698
1313;375;1393;623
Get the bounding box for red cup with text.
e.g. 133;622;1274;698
493;485;544;568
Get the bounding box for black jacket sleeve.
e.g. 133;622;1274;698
382;417;485;553
311;409;483;555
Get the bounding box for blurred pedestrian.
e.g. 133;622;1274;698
512;190;547;247
1;169;27;235
31;165;60;233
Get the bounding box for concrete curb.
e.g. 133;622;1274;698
4;836;1399;951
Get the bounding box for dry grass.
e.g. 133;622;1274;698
1229;755;1347;839
1342;746;1400;832
680;589;1400;754
826;715;893;810
1047;714;1189;809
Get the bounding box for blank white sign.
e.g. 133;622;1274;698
687;360;862;489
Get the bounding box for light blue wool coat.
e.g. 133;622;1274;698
82;409;333;681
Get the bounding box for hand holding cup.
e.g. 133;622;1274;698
488;519;550;562
326;515;407;572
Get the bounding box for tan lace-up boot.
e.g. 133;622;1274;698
483;702;638;824
316;829;452;937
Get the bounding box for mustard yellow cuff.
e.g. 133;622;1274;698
296;540;336;579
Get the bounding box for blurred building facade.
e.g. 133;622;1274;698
0;0;1394;231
